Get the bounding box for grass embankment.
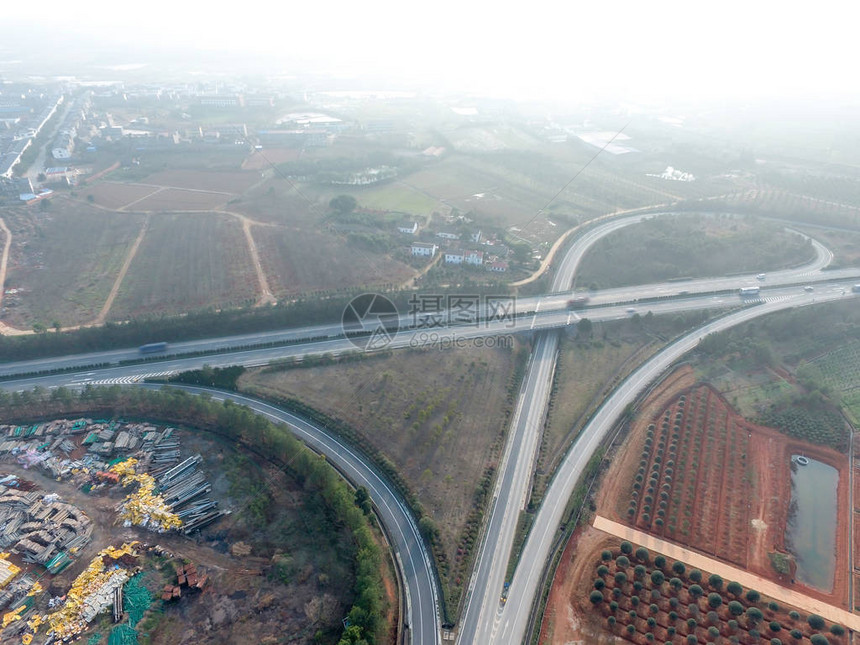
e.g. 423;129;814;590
238;341;529;617
576;214;817;290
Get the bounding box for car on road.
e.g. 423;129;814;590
804;285;815;292
756;273;766;280
626;307;637;314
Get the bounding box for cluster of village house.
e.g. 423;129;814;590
400;222;510;272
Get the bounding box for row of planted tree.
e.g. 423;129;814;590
627;386;754;567
588;541;846;645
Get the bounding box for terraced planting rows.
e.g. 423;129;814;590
626;385;753;567
587;542;847;645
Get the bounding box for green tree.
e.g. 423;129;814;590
578;318;593;338
747;607;764;624
707;593;722;609
330;194;357;214
807;614;825;630
354;487;372;515
418;516;438;540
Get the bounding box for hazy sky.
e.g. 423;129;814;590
4;0;856;103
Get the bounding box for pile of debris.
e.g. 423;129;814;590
0;419;223;536
0;482;93;569
161;562;207;601
110;460;183;533
45;543;141;642
157;456;222;533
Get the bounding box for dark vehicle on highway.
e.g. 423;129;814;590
566;296;590;309
139;342;169;354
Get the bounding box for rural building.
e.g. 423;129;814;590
51;132;75;159
397;221;418;235
487;261;508;272
445;248;484;265
411;242;438;257
465;250;484;266
43;167;75;184
436;229;460;240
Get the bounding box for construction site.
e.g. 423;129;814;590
0;419;224;534
0;418;223;644
0;413;362;645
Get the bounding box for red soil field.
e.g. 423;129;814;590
596;366;850;594
606;378;849;606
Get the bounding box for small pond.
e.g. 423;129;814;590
785;455;837;590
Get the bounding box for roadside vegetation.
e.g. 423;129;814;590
575;214;816;290
695;299;860;448
238;341;529;618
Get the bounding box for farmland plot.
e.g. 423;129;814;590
805;340;860;424
625;385;753;567
141;169;260;194
252;227;414;296
579;541;849;645
108;212;257;319
1;203;145;328
131;187;231;211
80;183;159;211
610;375;850;603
